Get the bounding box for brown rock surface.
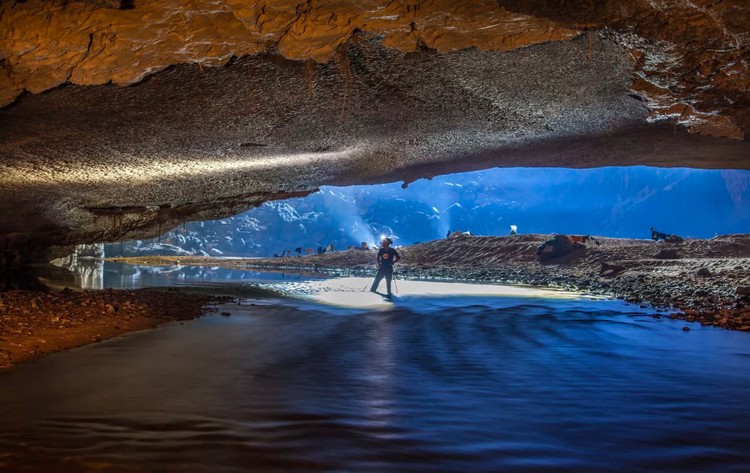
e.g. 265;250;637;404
1;0;747;137
0;0;575;103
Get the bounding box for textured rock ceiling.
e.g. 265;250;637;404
0;0;749;259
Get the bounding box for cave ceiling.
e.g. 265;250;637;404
0;0;748;256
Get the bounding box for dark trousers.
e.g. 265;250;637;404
371;266;393;295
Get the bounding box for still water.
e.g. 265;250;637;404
42;260;324;291
1;273;749;472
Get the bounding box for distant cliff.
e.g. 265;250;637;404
105;168;750;258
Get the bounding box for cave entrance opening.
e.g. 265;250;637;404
101;166;750;260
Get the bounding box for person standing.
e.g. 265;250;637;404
370;237;400;297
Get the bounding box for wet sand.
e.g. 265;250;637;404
0;288;223;370
112;234;750;331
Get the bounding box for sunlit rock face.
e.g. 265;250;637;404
0;0;577;103
0;0;749;260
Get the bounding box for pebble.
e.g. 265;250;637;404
0;289;224;364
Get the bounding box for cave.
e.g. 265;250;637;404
1;0;749;265
1;1;750;471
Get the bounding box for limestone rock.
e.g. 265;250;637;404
536;235;585;262
0;0;748;137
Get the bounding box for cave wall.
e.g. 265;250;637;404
0;0;748;259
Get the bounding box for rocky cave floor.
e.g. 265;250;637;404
0;288;225;370
1;233;748;370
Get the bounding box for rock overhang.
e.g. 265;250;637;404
0;0;748;260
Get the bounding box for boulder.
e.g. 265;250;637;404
536;235;584;262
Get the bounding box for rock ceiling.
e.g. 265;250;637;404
0;0;748;259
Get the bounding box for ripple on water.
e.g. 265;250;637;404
0;283;749;473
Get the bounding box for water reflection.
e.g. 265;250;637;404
0;296;748;472
50;257;104;289
5;259;749;472
362;315;397;429
100;262;323;289
42;260;326;291
46;244;106;290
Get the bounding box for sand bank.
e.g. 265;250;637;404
111;234;750;331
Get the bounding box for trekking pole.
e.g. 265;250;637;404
393;273;399;294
